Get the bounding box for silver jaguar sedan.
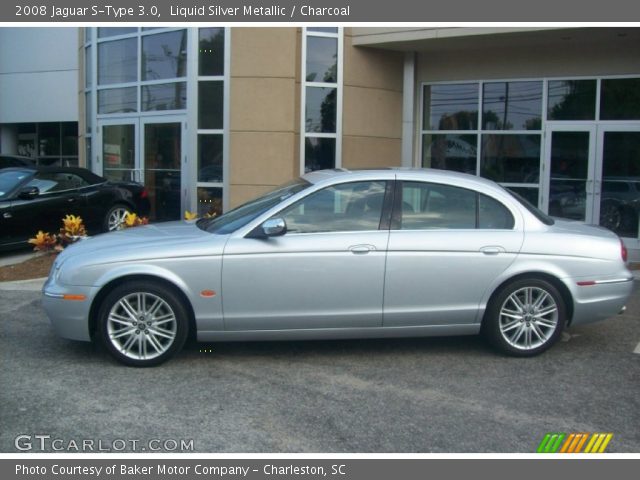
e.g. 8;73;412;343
42;168;633;366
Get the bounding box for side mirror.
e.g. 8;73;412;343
18;186;39;200
246;217;287;239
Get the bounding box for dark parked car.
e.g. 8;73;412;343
0;166;150;250
0;155;35;169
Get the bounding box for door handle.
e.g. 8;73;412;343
480;246;503;255
349;244;375;254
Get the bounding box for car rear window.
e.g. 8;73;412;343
504;187;555;226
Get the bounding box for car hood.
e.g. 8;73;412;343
56;221;226;267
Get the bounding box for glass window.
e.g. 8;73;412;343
306;37;337;83
85;45;92;88
305;87;336;133
39;123;60;156
422;134;477;175
198;81;223;129
199;28;225;76
142;30;187;81
480;134;541;183
102;124;135;170
141;82;186;111
305;137;335;173
85;92;92;134
400;182;477;230
27;172;87;193
308;27;338;33
506;186;539;209
197;187;223;218
98;28;137;39
547;80;596;120
423;84;479;130
600;78;640;120
280;181;386;234
98;38;137;85
61;123;78;156
0;170;32;200
482;81;542;130
198;135;223;183
479;194;514;229
98;87;137;114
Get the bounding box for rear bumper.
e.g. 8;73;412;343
570;276;634;326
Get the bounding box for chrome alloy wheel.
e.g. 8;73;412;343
498;287;559;350
106;292;177;361
107;207;129;231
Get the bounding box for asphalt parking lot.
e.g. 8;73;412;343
1;285;639;453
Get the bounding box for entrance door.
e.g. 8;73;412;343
141;117;185;222
98;117;185;222
544;124;640;242
543;125;597;223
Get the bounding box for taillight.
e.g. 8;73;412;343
621;238;628;262
140;188;148;199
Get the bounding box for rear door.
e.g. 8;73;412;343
383;180;524;327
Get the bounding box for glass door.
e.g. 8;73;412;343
543;124;597;223
141;117;185;222
596;125;640;239
98;120;139;182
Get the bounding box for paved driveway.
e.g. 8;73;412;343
1;286;639;453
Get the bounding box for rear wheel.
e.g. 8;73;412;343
483;278;566;356
104;204;130;232
97;281;189;367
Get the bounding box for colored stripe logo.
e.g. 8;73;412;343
537;433;613;453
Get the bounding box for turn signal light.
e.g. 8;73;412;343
62;294;86;301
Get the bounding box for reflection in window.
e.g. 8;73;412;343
422;134;477;175
600;78;640;120
506;186;539;207
308;27;338;33
482;81;542;130
98;38;137;85
197;186;223;217
547;80;596;120
306;37;337;83
102;124;135;170
480;134;541;183
39;123;60;156
141;30;187;81
198;81;223;129
423;84;478;130
98;87;137;114
98;28;137;39
305;137;336;173
198;135;223;183
305;87;336;133
199;28;225;76
281;181;386;234
479;194;515;229
61;123;78;156
401;182;477;230
141;83;186;111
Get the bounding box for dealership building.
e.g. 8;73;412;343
1;27;639;256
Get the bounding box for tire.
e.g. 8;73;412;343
482;278;566;357
97;281;189;367
103;204;131;232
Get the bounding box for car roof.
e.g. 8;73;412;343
303;167;504;191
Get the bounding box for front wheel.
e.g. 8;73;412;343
482;278;566;357
97;281;189;366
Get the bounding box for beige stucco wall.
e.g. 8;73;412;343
228;27;300;208
341;29;404;169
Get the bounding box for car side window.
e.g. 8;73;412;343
278;181;387;234
26;172;89;194
399;182;514;230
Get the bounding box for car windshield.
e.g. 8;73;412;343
503;186;555;226
197;179;312;234
0;170;31;200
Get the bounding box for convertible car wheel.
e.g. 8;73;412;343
104;204;130;232
98;281;189;367
483;278;566;356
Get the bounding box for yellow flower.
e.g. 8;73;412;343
62;214;86;236
184;211;198;220
28;231;57;251
124;212;139;227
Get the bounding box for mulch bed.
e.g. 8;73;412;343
0;254;56;282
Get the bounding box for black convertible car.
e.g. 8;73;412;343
0;166;150;250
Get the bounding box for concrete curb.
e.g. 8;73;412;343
0;277;47;291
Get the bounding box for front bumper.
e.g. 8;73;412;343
42;276;99;342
